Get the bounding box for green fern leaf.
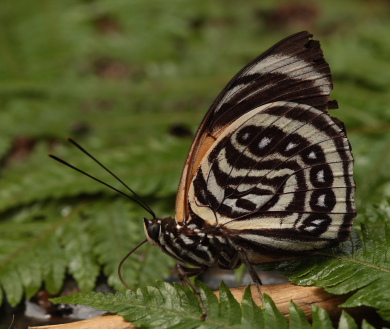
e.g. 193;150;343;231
361;319;377;329
60;215;100;291
288;301;311;329
0;204;72;306
311;305;334;329
84;199;175;291
261;225;390;322
240;286;264;329
0;262;24;307
0;199;174;306
338;311;358;329
50;281;359;329
0;138;189;213
263;293;288;329
218;281;241;325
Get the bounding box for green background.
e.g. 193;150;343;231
0;0;389;324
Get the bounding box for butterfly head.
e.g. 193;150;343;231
144;217;177;248
144;218;160;244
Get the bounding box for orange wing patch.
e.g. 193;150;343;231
175;130;221;223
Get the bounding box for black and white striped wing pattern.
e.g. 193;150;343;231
188;101;355;256
175;31;343;224
173;31;356;259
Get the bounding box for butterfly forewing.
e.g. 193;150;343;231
176;31;341;224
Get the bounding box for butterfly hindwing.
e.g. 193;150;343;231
176;31;340;223
187;101;355;255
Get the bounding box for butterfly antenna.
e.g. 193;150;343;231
66;138;156;218
48;138;156;219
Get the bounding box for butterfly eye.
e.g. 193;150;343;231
146;221;161;241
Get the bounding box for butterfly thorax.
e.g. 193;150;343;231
144;217;241;270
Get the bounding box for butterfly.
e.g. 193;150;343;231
50;31;356;317
145;31;356;271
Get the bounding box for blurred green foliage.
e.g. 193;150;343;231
0;0;390;322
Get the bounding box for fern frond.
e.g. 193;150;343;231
84;199;175;291
50;281;365;329
0;199;174;306
0;204;87;306
261;225;390;322
59;213;100;292
0;138;189;213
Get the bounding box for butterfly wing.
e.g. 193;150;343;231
188;101;356;257
175;31;340;223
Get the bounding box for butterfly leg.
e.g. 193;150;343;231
176;264;208;320
238;248;263;300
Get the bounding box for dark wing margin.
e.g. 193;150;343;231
206;31;338;135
